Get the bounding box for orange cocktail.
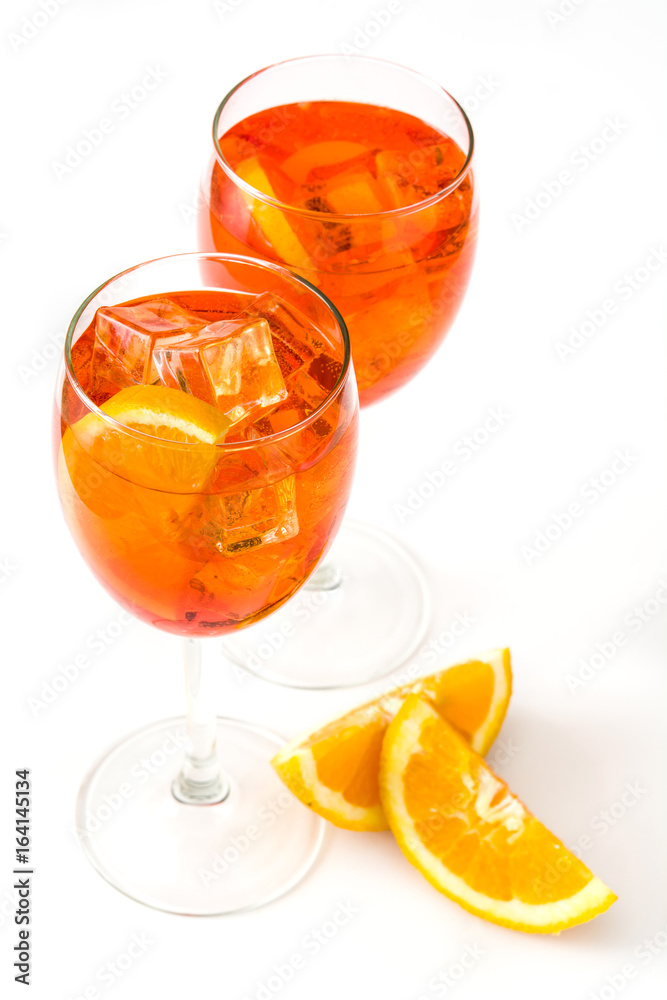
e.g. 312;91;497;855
199;59;476;405
57;261;357;637
54;254;355;915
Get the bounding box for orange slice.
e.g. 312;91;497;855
380;693;616;933
272;649;512;832
64;384;230;495
281;141;368;184
324;174;387;216
236;157;313;271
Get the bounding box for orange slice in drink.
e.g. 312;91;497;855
272;650;512;832
282;141;369;184
380;693;616;933
236;157;313;271
64;385;231;497
324;173;387;216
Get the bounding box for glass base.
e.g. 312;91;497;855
224;520;431;689
75;717;325;915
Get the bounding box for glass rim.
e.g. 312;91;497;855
211;53;475;221
64;251;352;451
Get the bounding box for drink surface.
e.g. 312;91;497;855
199;100;477;404
57;288;357;636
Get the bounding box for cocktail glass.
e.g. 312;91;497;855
198;55;477;687
54;252;358;913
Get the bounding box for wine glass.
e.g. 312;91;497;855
198;54;477;688
54;252;357;914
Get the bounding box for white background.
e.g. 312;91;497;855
2;1;666;998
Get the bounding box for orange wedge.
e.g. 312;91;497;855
272;649;512;832
236;157;313;271
62;384;230;500
324;174;386;216
281;141;368;184
380;693;616;933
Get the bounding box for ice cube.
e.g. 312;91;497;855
69;326;133;412
233;292;342;437
375;146;469;231
306;350;343;393
212;423;294;492
233;361;336;476
240;292;315;378
217;476;298;555
294;166;391;256
152;316;287;424
186;420;299;558
376;146;461;203
175;475;299;559
267;354;339;426
94;297;207;383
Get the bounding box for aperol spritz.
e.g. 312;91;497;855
54;254;357;914
59;277;357;637
199;69;476;405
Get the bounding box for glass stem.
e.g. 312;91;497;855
304;554;343;591
172;637;229;805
